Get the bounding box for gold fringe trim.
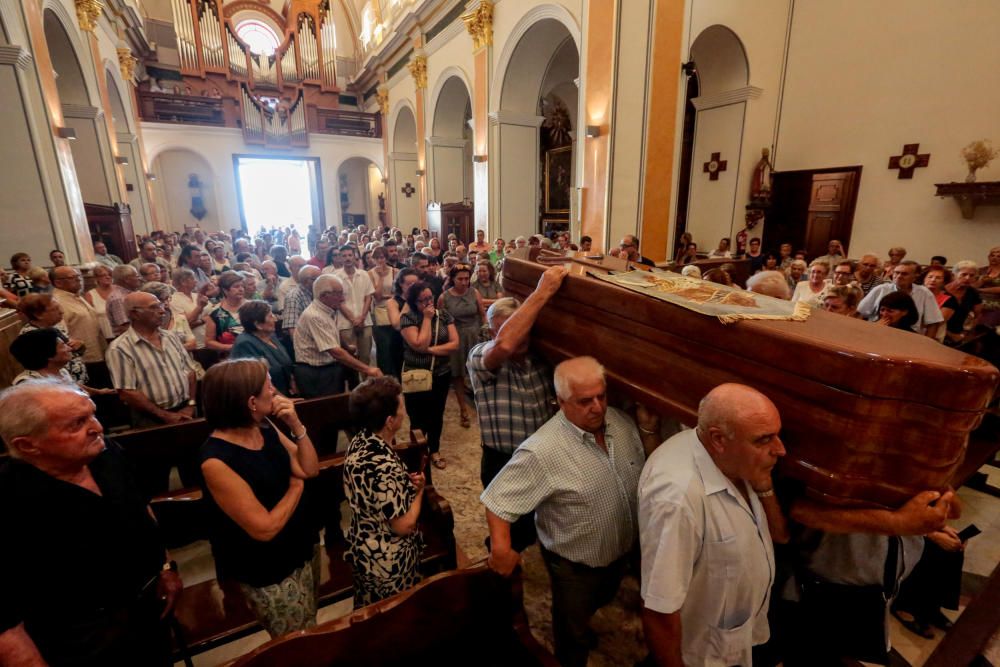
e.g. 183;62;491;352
716;301;812;325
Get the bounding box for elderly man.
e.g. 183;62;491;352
482;356;659;667
619;234;656;266
639;384;788;667
106;264;143;336
853;253;884;295
335;245;375;368
138;262;161;285
293;274;380;399
0;381;182;666
277;255;307;311
467;266;567;550
858;260;943;337
93;240;122;268
106;292;200;428
282;264;321;342
814;239;846;269
50;266;107;362
746;270;792;300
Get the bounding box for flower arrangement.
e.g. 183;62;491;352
961;139;998;181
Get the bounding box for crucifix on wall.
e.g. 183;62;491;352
888;143;930;179
401;182;416;198
703;152;728;181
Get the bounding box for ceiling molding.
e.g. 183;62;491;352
691;85;762;111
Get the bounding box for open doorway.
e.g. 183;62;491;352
233;155;324;245
764;167;862;259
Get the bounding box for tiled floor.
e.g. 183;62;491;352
173;399;1000;666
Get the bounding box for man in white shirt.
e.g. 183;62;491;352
857;260;943;337
639;384;788;667
334;245;375;371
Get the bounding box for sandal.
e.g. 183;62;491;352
460;413;471;428
431;454;447;470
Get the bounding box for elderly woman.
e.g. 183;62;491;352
882;246;907;280
922;267;958;340
400;280;459;471
27;267;51;293
232;300;295;396
785;259;807;292
822;285;861;317
140;281;196;350
18;293;88;384
944;260;983;344
5;252;34;297
439;263;485;429
199;359;320;638
472;260;504;307
876;291;920;331
976;246;1000;328
425;236;443;259
84;264;115;339
791;261;830;306
344;377;425;606
204;271;247;352
10;328;75;385
171;267;211;349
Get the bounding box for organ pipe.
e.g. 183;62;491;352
320;4;337;88
197;0;224;69
226;25;247;78
171;0;198;73
298;15;319;80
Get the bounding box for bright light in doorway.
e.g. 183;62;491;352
237;157;312;242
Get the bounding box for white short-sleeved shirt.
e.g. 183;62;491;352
334;268;376;328
639;429;774;667
857;283;944;333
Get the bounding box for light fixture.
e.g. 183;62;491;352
56;127;77;140
473;155;487;163
115;155;129;165
415;169;425;176
585;125;601;138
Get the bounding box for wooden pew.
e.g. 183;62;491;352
228;565;558;667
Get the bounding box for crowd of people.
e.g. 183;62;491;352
0;226;994;666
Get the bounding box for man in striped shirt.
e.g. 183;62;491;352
106;292;199;428
467;266;567;550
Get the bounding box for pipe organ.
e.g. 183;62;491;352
239;85;308;148
171;0;339;92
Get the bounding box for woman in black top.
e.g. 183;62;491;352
199;358;320;637
399;281;458;470
386;268;421;379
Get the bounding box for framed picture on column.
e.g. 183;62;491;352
544;146;572;214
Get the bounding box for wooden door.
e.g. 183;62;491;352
765;167;860;258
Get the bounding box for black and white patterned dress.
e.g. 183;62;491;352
343;430;423;606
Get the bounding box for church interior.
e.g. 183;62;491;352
1;0;1000;664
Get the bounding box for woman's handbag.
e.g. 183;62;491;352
401;315;439;394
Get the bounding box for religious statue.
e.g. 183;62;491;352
749;147;773;202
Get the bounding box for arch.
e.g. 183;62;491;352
149;148;221;232
42;7;92;106
689;25;749;97
490;3;581;112
147;143;216;170
330;152;384;178
391;103;417;153
336;156;385;225
427;66;472;134
104;65;134;134
430;74;472;139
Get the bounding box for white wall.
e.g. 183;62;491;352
141;122;384;233
774;0;1000;263
150;149;222;232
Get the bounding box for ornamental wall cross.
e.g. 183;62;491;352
703;152;728;181
888;143;930;179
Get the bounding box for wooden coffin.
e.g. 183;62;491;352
501;249;999;508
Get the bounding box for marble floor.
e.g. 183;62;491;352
173;394;1000;666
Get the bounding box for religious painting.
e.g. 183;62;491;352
544;146;572;214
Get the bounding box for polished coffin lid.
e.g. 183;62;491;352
501;250;999;507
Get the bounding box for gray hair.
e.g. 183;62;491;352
0;380;87;455
298;265;320;285
790;259;808;271
140;281;174;303
746;271;791;300
112;264;137;285
680;265;702;279
486;297;520;330
171;267;195;286
313;273;344;298
953;260;978;273
553;356;606;401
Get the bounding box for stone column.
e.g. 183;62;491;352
407;47;428;228
462;0;492;237
488;110;544;243
376;73;391;229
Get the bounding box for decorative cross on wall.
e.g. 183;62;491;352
888;144;930;179
401;182;416;198
703;152;728;181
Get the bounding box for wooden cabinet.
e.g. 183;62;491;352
427;202;474;245
86;202;137;263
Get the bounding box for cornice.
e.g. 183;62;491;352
691;86;763;111
0;45;32;70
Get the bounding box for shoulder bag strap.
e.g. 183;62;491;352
882;536;900;597
429;314;440;373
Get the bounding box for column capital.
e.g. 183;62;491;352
0;45;33;70
408;54;427;89
462;1;493;51
376;85;389;116
117;46;137;83
75;0;103;32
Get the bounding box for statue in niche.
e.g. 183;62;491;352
378;192;386;211
750;147;773;202
541;95;572;147
188;173;207;221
